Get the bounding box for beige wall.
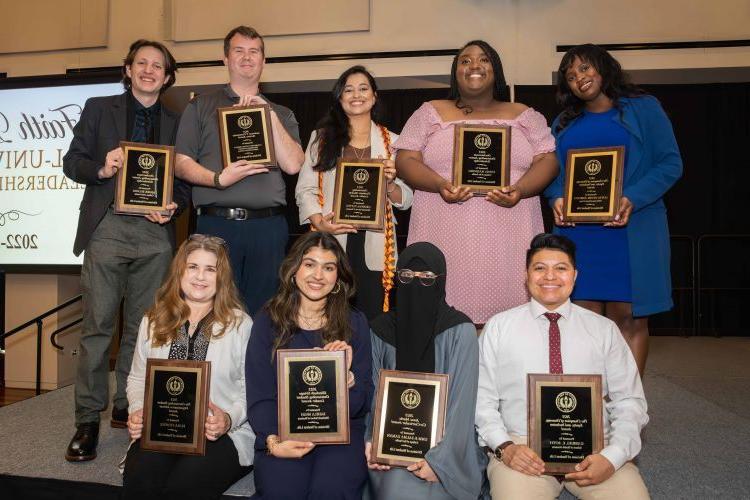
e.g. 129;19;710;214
1;0;748;84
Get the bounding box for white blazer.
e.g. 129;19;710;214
295;121;414;271
126;310;255;466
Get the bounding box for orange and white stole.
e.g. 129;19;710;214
317;124;396;312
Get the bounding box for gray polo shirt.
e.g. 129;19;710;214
175;85;301;209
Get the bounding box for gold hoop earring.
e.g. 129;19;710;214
331;281;342;295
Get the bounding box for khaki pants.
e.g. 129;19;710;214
487;454;649;500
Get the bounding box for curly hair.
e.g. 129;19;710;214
311;65;384;172
265;232;356;355
555;44;644;132
146;235;244;347
449;40;508;106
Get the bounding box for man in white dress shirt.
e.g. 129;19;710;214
476;233;649;499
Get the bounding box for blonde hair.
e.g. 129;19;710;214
146;235;244;347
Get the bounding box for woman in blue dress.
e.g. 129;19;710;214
544;44;682;374
245;231;373;499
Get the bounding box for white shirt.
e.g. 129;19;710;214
294;122;413;271
127;310;255;466
475;299;648;470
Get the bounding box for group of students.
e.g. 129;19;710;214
60;23;682;500
121;231;649;500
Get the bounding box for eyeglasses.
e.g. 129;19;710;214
397;269;443;286
188;233;227;246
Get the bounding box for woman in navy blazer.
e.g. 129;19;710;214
545;44;682;374
245;231;373;499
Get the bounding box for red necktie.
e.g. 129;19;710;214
544;312;563;374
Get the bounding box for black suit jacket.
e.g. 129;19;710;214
63;92;191;256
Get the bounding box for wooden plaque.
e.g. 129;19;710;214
141;359;210;456
331;159;386;231
563;146;625;222
277;349;349;444
452;124;511;195
527;374;604;474
115;142;174;216
217;104;276;168
371;369;449;467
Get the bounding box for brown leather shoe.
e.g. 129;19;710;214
65;422;99;462
110;405;128;428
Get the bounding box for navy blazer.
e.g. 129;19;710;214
63;92;191;256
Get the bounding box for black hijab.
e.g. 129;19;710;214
371;242;471;372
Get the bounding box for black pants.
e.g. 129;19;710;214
346;231;388;321
122;436;250;500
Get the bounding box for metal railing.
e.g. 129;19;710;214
696;234;750;336
0;294;82;394
669;235;697;336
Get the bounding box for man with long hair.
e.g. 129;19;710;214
62;40;190;462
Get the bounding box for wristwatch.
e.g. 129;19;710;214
494;441;513;461
213;170;223;189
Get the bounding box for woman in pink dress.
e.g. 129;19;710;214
394;40;558;323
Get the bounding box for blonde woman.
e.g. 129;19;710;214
122;234;253;499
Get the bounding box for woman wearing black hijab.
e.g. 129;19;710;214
365;242;488;499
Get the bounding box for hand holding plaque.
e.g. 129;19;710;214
141;359;211;456
563;147;624;222
452;124;511;195
332;159;386;231
527;374;603;474
115;142;174;216
370;370;449;467
218;104;276;168
277;349;349;444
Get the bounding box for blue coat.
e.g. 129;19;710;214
545;96;683;316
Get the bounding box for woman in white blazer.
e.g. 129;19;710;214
122;234;253;500
296;65;414;320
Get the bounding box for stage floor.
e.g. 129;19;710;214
1;336;749;499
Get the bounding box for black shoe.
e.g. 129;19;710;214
65;422;99;462
110;405;128;428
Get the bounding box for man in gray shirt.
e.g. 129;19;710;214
175;25;303;314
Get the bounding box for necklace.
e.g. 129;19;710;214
298;312;325;330
455;98;474;115
350;143;370;161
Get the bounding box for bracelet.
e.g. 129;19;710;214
386;182;397;194
213;170;223;189
266;434;281;455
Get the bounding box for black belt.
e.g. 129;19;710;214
196;206;284;221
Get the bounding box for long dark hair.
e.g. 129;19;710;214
449;40;508;105
312;65;384;172
266;232;356;354
555;44;644;132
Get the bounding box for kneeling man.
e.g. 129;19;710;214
476;233;649;500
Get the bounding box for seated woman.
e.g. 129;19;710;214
122;234;254;500
246;231;373;499
366;242;488;499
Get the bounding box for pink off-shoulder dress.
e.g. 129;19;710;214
394;102;555;323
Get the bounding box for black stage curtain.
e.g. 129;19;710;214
266;83;750;336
